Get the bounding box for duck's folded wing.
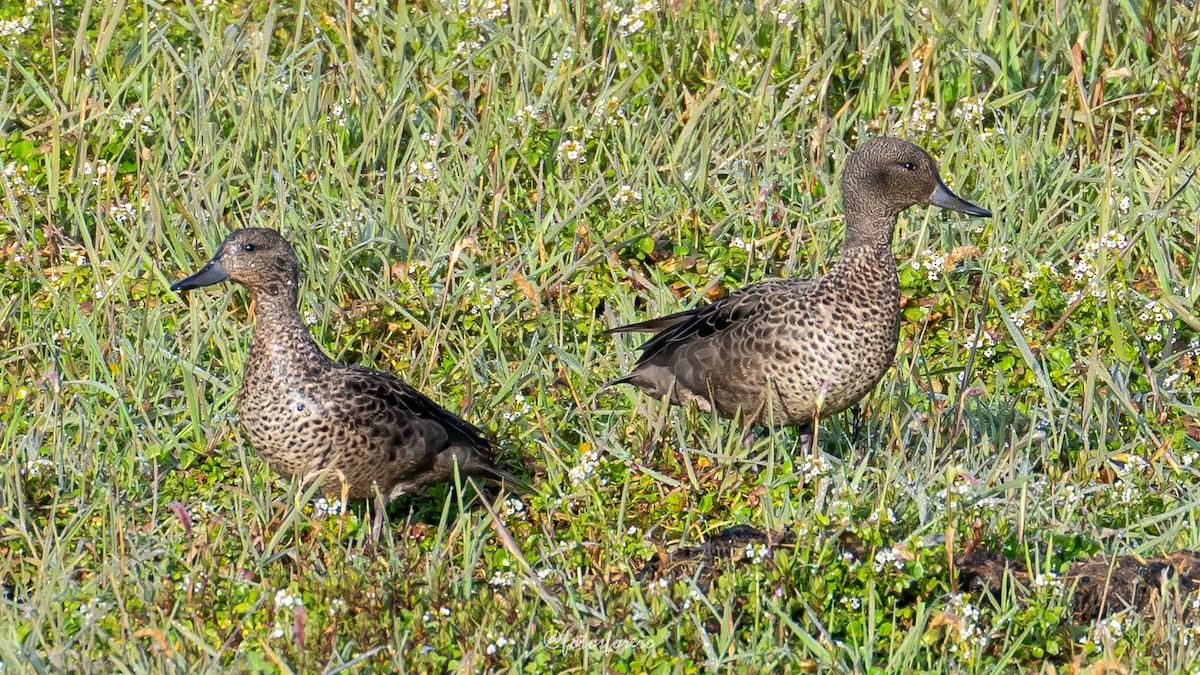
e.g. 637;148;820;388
330;366;497;463
631;281;797;365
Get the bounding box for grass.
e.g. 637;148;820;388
2;0;1200;670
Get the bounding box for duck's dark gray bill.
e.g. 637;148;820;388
928;181;992;218
170;260;228;292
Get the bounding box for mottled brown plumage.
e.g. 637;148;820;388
611;137;991;428
171;228;511;501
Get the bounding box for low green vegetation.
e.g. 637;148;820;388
2;0;1199;671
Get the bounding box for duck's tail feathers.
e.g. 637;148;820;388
605;313;692;335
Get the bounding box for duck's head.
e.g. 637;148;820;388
841;137;991;225
171;228;300;298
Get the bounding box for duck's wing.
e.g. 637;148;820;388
328;366;502;474
626;280;802;365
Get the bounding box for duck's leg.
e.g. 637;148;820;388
741;425;758;451
369;490;387;551
793;421;814;454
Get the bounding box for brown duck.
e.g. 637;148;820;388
171;228;513;503
610;137;991;431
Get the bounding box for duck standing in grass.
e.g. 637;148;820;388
610;137;991;437
170;228;514;521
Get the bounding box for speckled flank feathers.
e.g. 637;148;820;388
610;137;991;428
171;228;511;501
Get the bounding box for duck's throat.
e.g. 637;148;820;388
248;291;327;368
841;213;898;253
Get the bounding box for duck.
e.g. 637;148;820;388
170;228;515;507
609;137;991;435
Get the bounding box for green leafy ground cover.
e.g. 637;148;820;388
2;0;1200;671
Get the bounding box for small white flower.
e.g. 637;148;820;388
274;589;303;608
611;184;641;208
556;139;585;164
744;543;769;565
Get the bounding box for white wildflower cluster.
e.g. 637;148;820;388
1031;571;1064;597
946;593;989;655
186;500;218;526
728;236;770;260
21;457;54;478
326;100;348;127
407;160;440;184
1138;299;1174;343
1081;616;1126;651
274;588;303;609
460;277;509;309
458;0;508;23
1108;194;1131;214
107;200;139;225
773;0;803;29
502;393;532;422
681;585;704;610
502;497;526;520
82;159;112;184
1;162;37;200
867;507;897;525
1066;233;1129;302
452;37;483;57
512;104;545;126
611;184;641;209
1109;457;1148;504
872;545;905;573
798;453;830;483
727;43;763;78
568;446;602;486
0;16;33;39
602;0;657;36
313;497;344;518
181;572;208;593
1134;105;1158;122
898;99;939;134
952;96;985;126
76;597;110;628
119;105;154;135
485;634;513;655
489;560;516;589
744;543;769;565
978;123;1009;142
556;139;585;164
1055;483;1081;510
92;278;115;300
420;131;440;149
786;82;819;106
968;332;996;359
591;96;634;128
910;248;948;281
1022;261;1058;291
840;595;862;610
331;201;374;239
200;0;217;11
422;606;452;622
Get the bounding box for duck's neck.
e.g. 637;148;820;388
248;288;328;368
839;212;898;262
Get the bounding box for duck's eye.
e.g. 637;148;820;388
243;243;256;252
901;162;917;171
